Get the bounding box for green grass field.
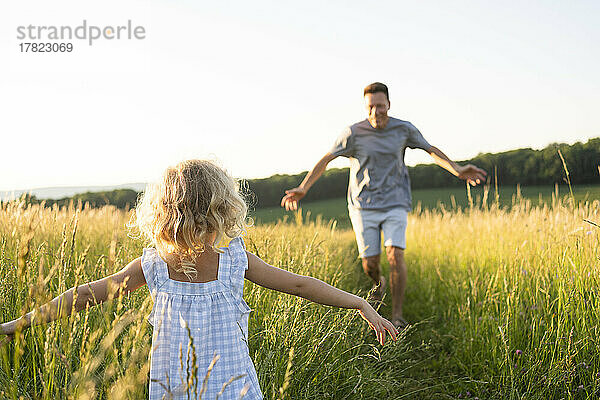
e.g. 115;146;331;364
1;191;599;398
251;184;600;228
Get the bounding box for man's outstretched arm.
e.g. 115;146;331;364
281;152;338;211
427;146;487;186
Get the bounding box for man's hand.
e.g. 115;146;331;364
428;146;487;186
457;164;487;186
280;153;337;212
280;187;307;211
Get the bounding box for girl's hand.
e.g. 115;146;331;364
357;300;399;346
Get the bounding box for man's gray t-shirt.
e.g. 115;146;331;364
329;117;431;211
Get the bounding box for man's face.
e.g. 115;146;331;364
365;92;390;129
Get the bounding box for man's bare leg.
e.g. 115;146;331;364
362;255;386;302
361;255;380;283
385;246;407;320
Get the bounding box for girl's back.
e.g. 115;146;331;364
142;236;261;399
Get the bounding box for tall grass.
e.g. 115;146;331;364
0;193;599;399
0;200;419;399
405;196;600;399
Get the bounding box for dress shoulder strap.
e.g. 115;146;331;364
225;237;248;300
140;248;169;296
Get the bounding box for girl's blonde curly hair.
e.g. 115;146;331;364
132;159;250;280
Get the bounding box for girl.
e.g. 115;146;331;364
0;160;398;399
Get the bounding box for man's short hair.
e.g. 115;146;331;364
363;82;389;101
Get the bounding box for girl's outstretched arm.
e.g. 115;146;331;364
244;251;398;346
0;258;146;341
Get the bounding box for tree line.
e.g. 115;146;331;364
246;137;599;207
10;189;140;210
11;138;600;210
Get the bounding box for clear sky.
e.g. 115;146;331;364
1;0;598;191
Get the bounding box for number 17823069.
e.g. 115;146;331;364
19;43;73;52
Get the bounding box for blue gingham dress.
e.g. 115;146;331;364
141;237;263;399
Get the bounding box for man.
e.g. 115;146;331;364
280;82;487;329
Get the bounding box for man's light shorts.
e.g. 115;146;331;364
348;205;408;258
